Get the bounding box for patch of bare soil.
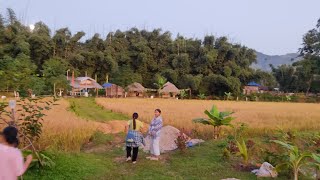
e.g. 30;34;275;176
95;120;149;134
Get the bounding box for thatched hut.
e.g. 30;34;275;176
126;82;145;97
70;77;103;96
103;83;124;98
160;82;180;98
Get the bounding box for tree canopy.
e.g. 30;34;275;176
3;8;318;96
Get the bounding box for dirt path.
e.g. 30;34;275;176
95;120;149;134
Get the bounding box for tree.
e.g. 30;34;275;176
42;58;70;94
0;9;264;97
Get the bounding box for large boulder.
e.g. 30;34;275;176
144;125;180;153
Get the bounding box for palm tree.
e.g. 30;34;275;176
153;76;167;97
193;105;235;139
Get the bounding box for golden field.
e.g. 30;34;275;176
38;99;96;151
0;98;96;152
96;98;320;136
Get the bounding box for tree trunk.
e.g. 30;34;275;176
294;169;299;180
306;76;313;95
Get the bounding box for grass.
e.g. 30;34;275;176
37;99;97;151
96;98;320;136
68;98;128;122
24;152;115;180
25;138;290;180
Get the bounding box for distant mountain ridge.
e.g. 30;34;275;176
252;51;301;71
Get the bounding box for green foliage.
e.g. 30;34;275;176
271;140;312;180
23;150;55;169
193;105;235;139
224;92;232;100
0;97;57;169
0;9;259;97
67;98;128;122
179;89;188;99
197;93;206;100
236;139;249;165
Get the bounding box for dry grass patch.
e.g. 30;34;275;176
96;98;320;136
38;99;96;151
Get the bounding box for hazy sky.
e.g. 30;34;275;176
1;0;319;55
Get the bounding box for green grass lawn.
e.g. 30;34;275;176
25;140;262;180
67;98;128;122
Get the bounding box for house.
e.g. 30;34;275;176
126;82;145;97
103;83;124;98
70;77;103;96
243;81;266;95
160;82;180;98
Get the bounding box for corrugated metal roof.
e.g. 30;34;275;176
102;83;113;88
247;81;261;87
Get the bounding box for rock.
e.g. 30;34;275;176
143;125;204;153
144;125;180;153
252;162;278;178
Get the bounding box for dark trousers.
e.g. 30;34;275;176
126;146;139;161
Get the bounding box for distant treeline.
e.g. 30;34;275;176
0;8;319;96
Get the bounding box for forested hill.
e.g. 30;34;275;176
0;8;262;96
1;9;319;96
252;52;300;71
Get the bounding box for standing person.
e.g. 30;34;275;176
147;109;163;161
0;126;33;180
125;112;144;164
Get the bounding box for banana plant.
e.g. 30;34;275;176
236;139;248;165
271;140;312;180
153;76;167;97
224;92;232;101
179;90;187;99
193;105;235;139
197;93;206;100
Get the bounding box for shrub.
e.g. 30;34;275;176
175;131;189;153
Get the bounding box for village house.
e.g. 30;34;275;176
69;77;103;96
126;82;145;97
103;83;124;98
160;82;180;98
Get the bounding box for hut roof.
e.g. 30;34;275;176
247;81;261;87
70;77;103;89
127;82;145;92
102;83;113;88
160;82;180;94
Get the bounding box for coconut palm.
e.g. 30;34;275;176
193;105;235;139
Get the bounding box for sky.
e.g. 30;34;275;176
1;0;320;55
